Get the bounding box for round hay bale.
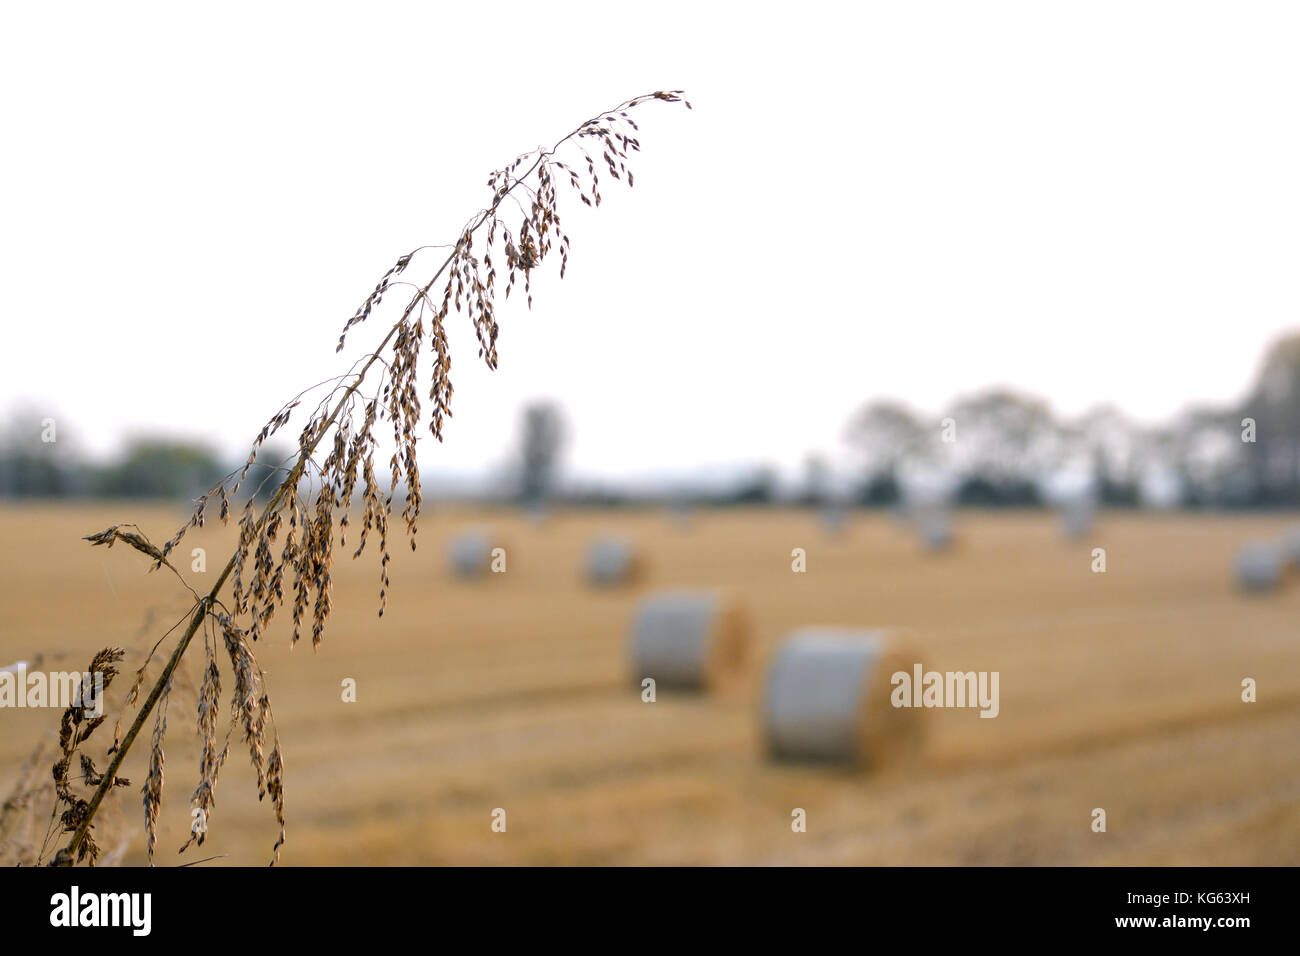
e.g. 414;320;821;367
448;530;493;578
1281;526;1300;569
667;500;694;529
1060;499;1094;540
629;591;750;691
585;536;644;587
1235;541;1283;593
820;504;848;536
761;629;921;767
914;508;952;552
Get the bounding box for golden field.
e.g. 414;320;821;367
2;503;1299;866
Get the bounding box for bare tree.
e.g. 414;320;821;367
942;388;1062;504
843;400;926;503
1239;332;1300;505
515;400;567;507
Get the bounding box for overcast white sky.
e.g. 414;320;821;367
2;1;1298;483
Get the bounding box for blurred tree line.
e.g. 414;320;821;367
7;332;1298;510
0;414;284;502
843;332;1300;509
521;333;1300;510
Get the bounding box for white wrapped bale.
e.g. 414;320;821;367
761;629;921;767
666;500;693;529
629;591;750;691
448;530;493;578
523;502;551;526
1235;541;1283;593
1281;526;1300;569
1060;499;1094;540
585;536;644;587
914;508;952;552
820;504;848;536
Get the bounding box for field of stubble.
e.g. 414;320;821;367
2;503;1299;865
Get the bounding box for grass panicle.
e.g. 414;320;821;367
47;90;688;866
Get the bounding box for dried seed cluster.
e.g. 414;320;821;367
49;648;128;866
58;91;688;866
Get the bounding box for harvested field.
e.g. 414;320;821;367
1;504;1297;865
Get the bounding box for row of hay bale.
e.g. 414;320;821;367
447;530;644;585
452;500;1098;580
453;496;1099;586
1235;527;1300;593
629;591;918;767
446;533;918;767
902;496;1096;552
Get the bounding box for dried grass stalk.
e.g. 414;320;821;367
142;687;169;865
52;90;689;866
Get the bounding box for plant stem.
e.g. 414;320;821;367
57;114;588;863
